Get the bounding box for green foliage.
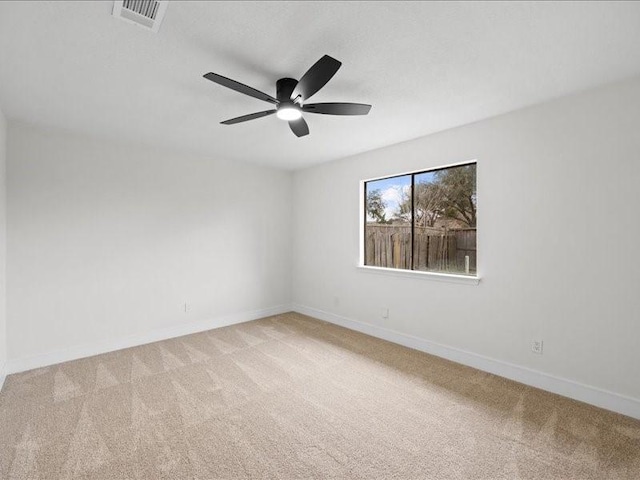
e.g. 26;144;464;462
366;189;390;224
396;164;477;228
435;164;477;227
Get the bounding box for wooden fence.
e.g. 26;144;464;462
365;224;476;274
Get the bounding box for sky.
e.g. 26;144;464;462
367;175;410;220
367;171;436;221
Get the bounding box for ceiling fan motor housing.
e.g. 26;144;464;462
276;78;299;105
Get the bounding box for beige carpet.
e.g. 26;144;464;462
1;312;639;479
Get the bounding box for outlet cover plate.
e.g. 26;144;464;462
532;339;544;355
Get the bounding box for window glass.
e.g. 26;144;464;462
364;175;411;269
364;163;476;276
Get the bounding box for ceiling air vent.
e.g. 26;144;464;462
112;0;168;33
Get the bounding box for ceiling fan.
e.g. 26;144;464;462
203;55;372;138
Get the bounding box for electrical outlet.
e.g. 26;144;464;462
333;296;340;307
381;307;389;319
532;339;543;355
184;302;189;314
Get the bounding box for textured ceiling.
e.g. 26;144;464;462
1;1;640;170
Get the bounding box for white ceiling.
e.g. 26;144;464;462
1;1;640;170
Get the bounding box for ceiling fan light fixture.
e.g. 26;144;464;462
276;106;302;121
203;55;371;137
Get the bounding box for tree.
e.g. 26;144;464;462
434;164;477;227
414;182;445;227
366;189;390;224
396;181;444;227
394;164;477;228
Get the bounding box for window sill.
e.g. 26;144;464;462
356;265;480;285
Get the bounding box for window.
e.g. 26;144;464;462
363;162;477;276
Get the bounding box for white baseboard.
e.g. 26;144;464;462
6;304;292;375
293;304;640;420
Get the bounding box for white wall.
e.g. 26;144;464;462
292;78;640;414
7;123;292;366
4;79;640;417
0;106;6;387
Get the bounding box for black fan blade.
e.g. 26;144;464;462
302;103;372;116
289;117;309;137
204;72;278;104
292;55;342;101
221;109;276;125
